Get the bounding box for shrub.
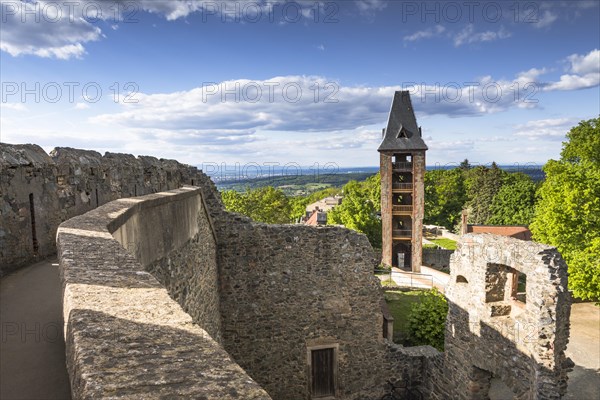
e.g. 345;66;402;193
407;288;448;351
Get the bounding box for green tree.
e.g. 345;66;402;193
221;186;292;224
464;163;505;224
424;169;467;230
568;238;600;303
561;118;600;165
328;180;382;248
407;289;448;351
459;158;472;170
363;172;381;212
531;117;600;301
487;173;537;225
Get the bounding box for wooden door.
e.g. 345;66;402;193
311;348;334;397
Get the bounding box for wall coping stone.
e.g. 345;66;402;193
57;187;271;399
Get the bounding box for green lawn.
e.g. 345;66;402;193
429;238;457;250
384;290;425;344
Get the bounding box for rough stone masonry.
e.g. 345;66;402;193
2;143;572;399
0;143;202;276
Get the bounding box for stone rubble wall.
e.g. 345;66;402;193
197;183;434;400
439;234;571;399
0;143;201;276
57;187;271;399
6;143;571;399
422;248;454;271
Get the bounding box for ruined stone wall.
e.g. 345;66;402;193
0;143;201;276
215;217;387;399
435;234;571;399
17;142;573;399
422;248;454;271
57;187;271;399
199;198;427;399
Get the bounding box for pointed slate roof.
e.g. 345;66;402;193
378;91;428;152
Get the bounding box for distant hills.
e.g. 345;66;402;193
207;164;545;196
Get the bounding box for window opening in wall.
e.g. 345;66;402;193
191;179;195;186
95;189;99;207
485;263;527;306
510;271;527;304
29;193;39;255
134;185;137;197
310;347;336;398
457;275;468;284
469;366;492;399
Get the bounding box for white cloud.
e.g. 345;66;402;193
90;49;599;139
354;0;387;13
513;118;576;140
567;49;600;75
0;0;101;59
427;139;475;154
92;76;396;132
516;68;548;82
453;24;511;47
75;102;90;110
0;102;27;111
284;127;380;150
403;25;445;42
317;44;326;51
0;0;386;59
544;49;600;91
533;10;558;28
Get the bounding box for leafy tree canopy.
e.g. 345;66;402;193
487;173;537;226
424;168;467;230
464;162;506;225
531;117;600;301
221;186;291;224
328;178;382;248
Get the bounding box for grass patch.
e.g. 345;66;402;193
384;290;426;344
429;238;457;250
381;278;399;287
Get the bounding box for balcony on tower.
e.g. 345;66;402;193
392;215;412;240
392;192;413;215
392;161;413;172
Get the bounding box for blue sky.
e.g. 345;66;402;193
1;0;599;169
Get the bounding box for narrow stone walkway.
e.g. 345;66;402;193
0;259;71;400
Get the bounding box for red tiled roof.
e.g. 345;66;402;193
305;211;320;226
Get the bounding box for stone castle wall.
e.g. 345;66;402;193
435;234;571;399
0;143;201;276
422;248;454;271
5;143;571;399
57;187;271;399
215;219;390;399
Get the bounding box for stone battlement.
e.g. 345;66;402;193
0;143;205;276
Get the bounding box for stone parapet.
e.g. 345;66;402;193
57;187;271;399
0;143;205;276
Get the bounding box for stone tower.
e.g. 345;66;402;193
378;91;427;272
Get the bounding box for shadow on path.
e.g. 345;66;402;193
565;302;600;400
0;259;71;400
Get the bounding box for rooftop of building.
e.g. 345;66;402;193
378;91;428;152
